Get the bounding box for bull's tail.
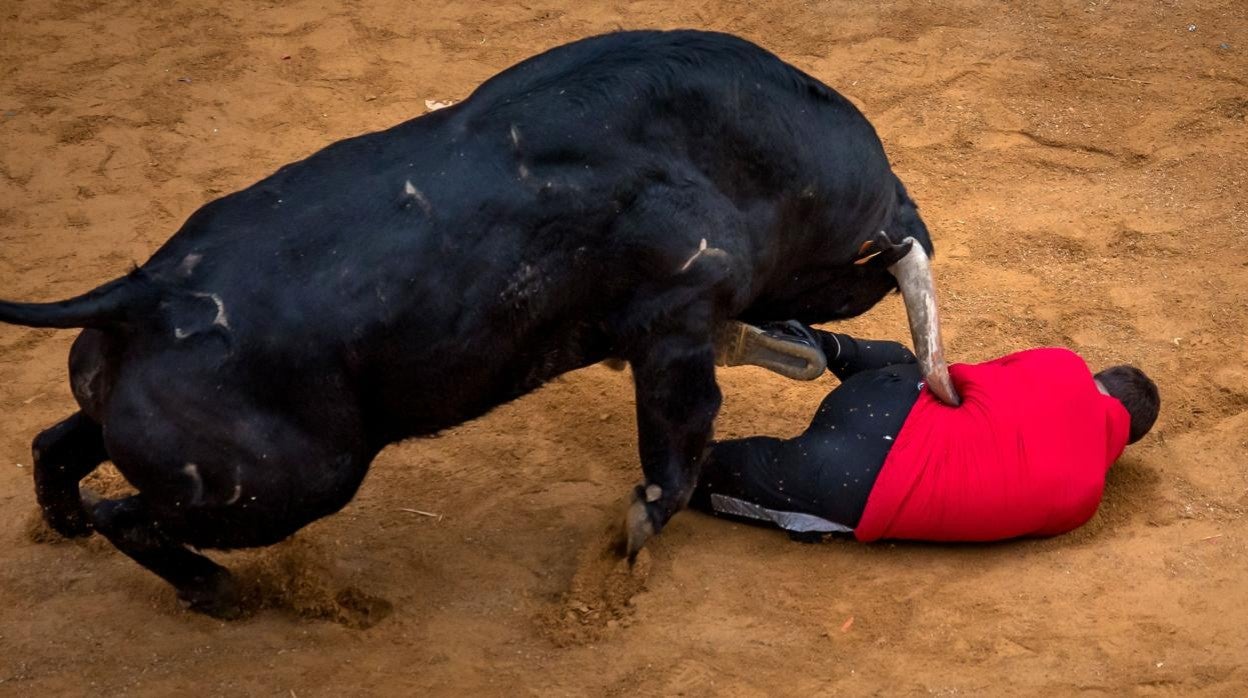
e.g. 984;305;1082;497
0;271;156;329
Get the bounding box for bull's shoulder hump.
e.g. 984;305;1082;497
457;30;848;117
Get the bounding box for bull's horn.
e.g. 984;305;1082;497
888;237;961;406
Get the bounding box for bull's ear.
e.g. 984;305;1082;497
853;232;913;268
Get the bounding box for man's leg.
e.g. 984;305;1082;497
691;435;860;537
689;437;832;542
688;436;783;512
692;363;923;539
811;329;918;380
713;321;827;380
713;320;920;382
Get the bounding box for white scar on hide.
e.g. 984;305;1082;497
72;361;100;401
183;463;205;505
225;466;243;505
191;292;230;329
403;179;433;216
179;253;203;276
678;238;729;273
509;124;530;180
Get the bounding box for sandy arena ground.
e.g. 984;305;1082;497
1;0;1246;694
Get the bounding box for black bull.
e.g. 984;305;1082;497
0;30;942;617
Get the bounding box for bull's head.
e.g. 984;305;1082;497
770;185;939;324
794;230;960;407
712;187;959;404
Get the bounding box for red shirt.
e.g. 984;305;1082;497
854;348;1131;542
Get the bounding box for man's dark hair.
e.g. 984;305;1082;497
1095;365;1160;444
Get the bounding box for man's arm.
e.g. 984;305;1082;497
813;329;917;381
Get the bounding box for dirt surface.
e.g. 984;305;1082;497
2;0;1246;694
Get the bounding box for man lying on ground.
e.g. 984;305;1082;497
699;322;1160;542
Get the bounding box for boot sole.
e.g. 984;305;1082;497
713;321;827;380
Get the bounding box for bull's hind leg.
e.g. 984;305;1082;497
87;495;240;618
93;371;372;619
32;411;108;538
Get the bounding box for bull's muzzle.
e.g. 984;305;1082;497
888;237;961;407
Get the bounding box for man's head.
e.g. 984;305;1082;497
1094;365;1160;444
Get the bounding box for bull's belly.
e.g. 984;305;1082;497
365;330;609;443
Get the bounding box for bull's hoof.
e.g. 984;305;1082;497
41;506;94;539
178;570;243;620
623;489;657;562
36;486;100;539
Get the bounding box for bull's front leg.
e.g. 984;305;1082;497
623;326;722;559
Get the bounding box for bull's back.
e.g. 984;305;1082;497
128;30;898;440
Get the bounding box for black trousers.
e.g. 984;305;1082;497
691;338;923;534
